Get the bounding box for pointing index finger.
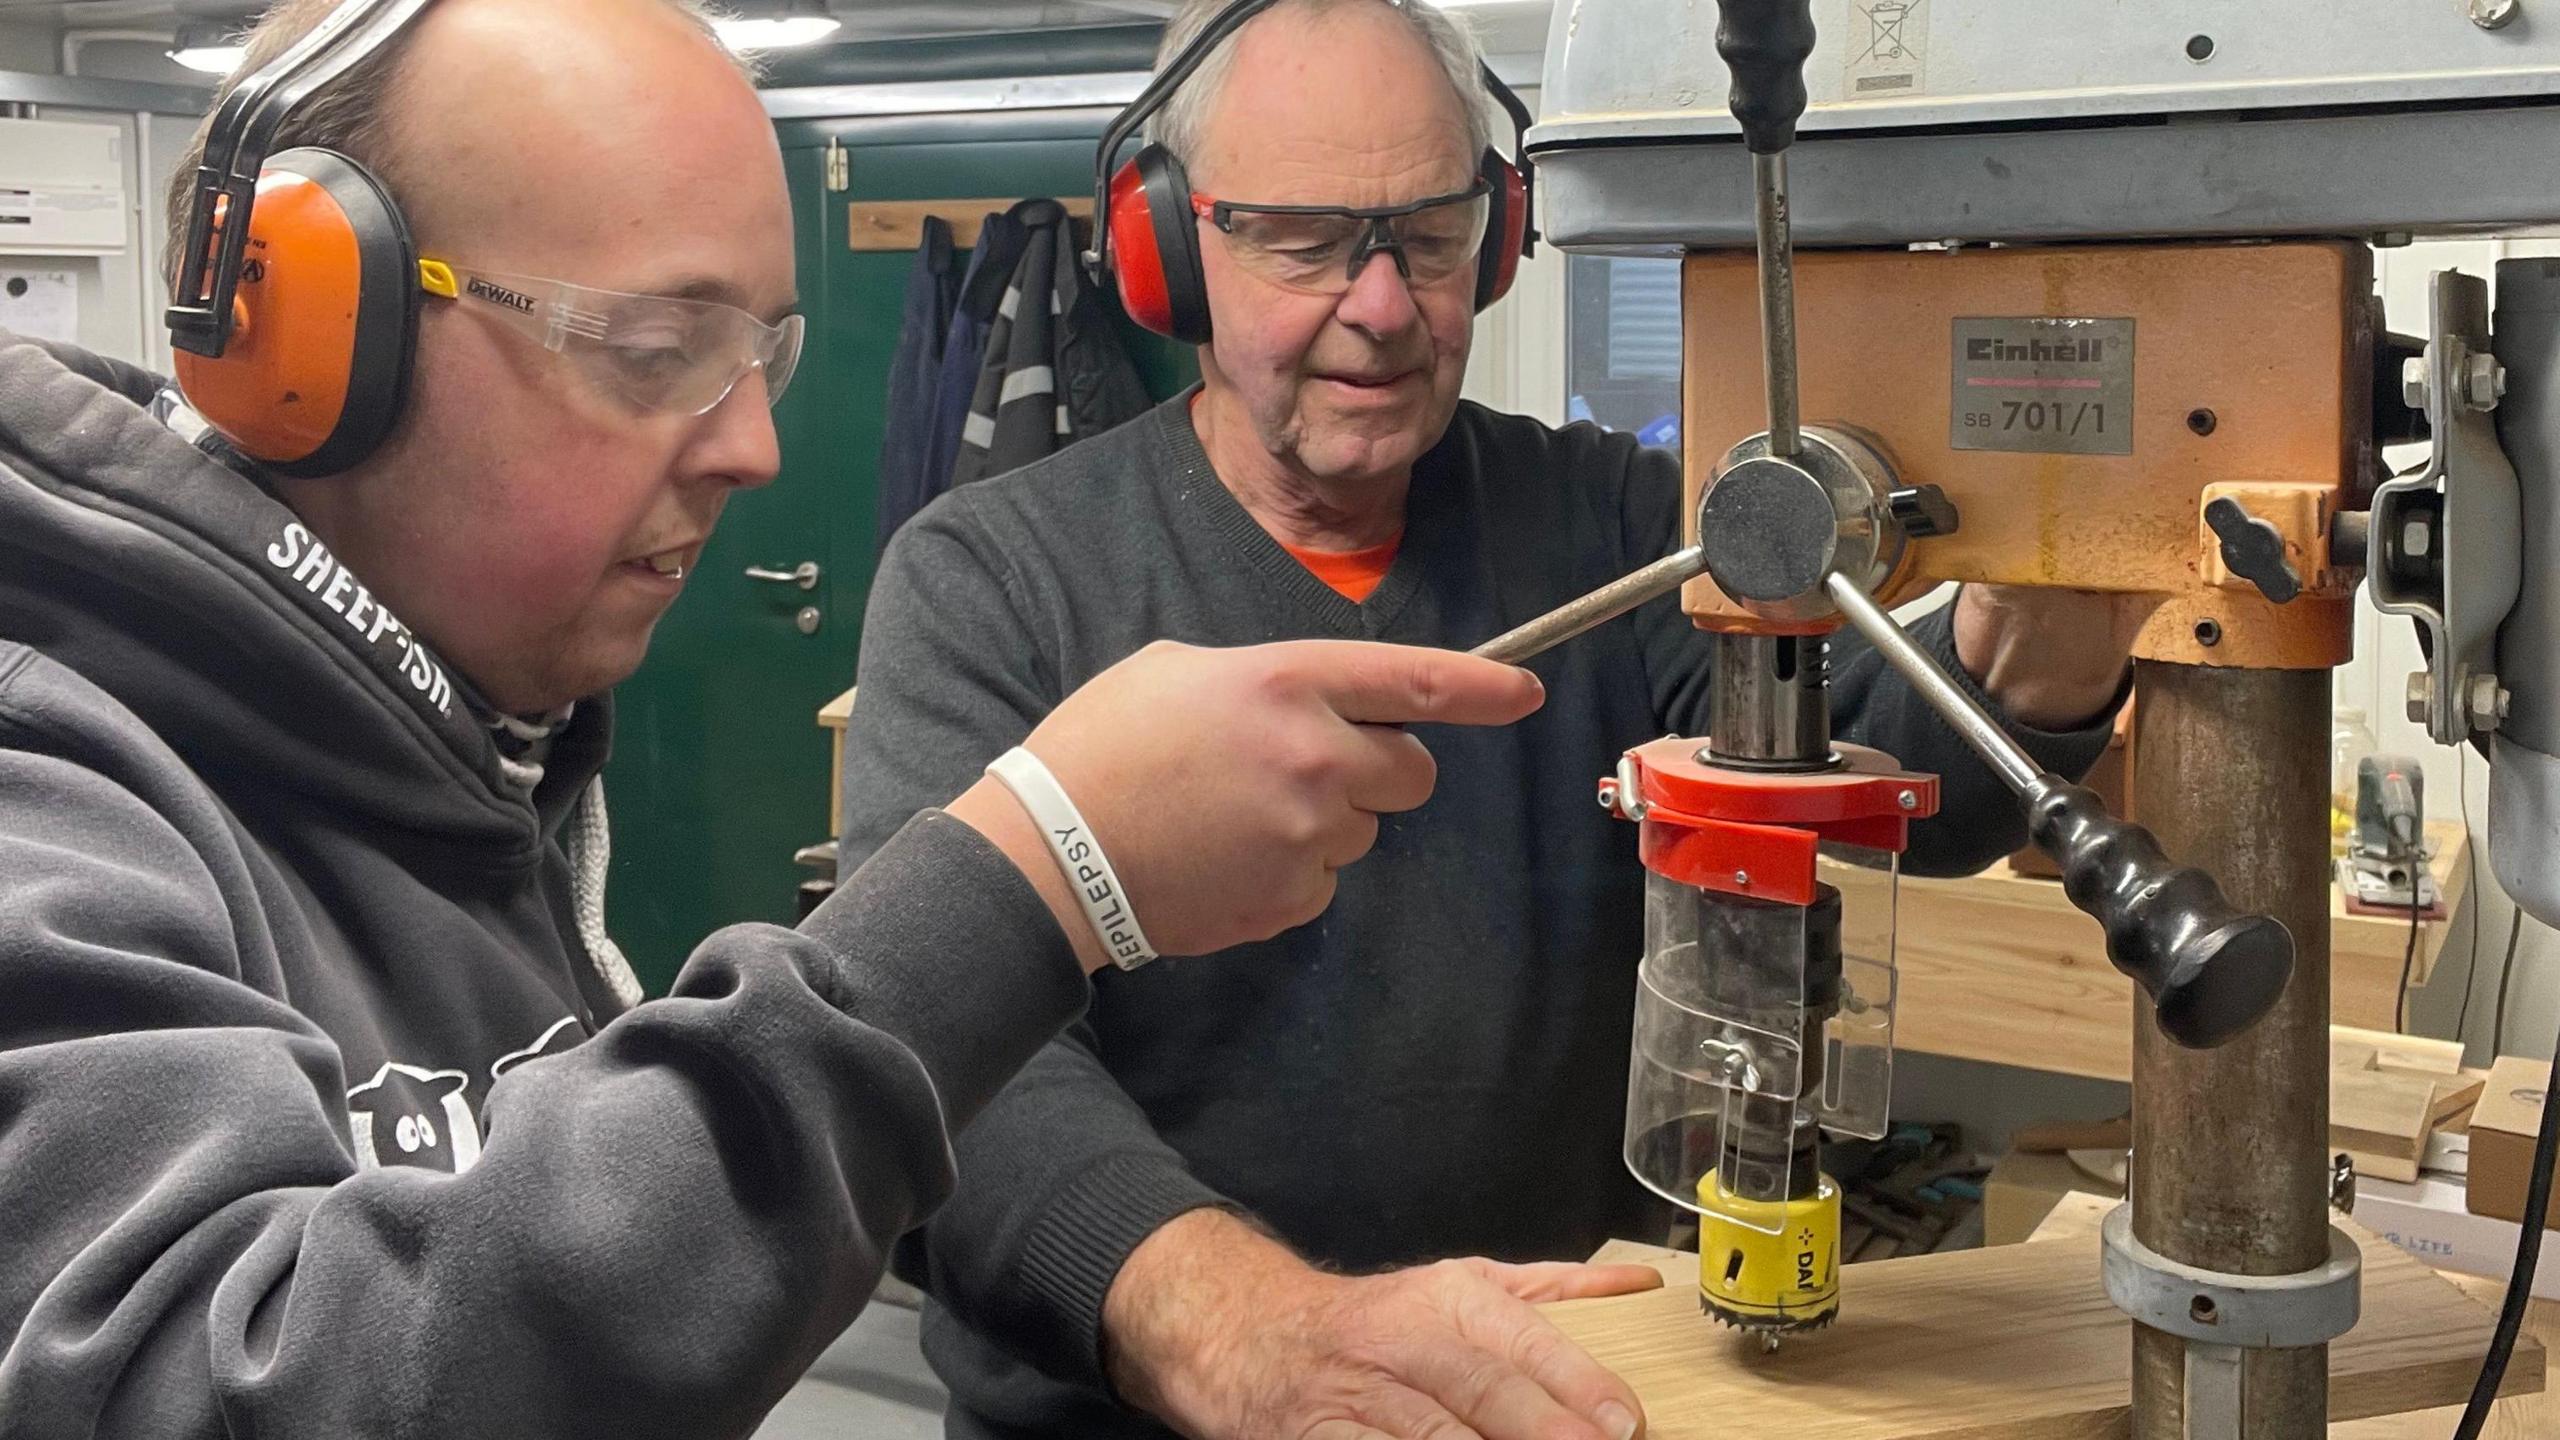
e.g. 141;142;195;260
1281;640;1546;728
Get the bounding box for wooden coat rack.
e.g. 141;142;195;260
847;197;1096;251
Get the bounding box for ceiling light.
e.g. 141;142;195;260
716;2;842;52
169;44;245;74
167;21;244;75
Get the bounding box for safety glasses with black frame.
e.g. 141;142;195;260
1191;177;1493;295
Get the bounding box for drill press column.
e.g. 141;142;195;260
2130;665;2335;1440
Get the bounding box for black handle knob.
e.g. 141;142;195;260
2204;496;2303;605
2026;780;2296;1048
1889;485;1960;540
1715;0;1819;155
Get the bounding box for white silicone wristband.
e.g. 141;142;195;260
985;747;1159;970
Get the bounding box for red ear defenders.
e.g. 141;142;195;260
1088;0;1538;345
167;0;438;476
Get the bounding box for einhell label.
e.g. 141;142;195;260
1950;316;2135;457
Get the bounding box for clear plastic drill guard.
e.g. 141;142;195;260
1623;848;1899;1235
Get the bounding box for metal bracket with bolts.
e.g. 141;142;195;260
2372;271;2525;745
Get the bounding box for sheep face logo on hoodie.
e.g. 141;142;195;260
344;1018;587;1174
346;1062;482;1173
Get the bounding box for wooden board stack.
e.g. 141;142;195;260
2331;1024;2485;1183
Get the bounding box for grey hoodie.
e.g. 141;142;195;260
0;338;1087;1437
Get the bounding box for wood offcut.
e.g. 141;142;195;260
2329;1024;2484;1182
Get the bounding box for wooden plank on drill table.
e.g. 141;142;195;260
1588;1237;1693;1289
2329;1273;2560;1439
1844;820;2469;1083
1546;1214;2540;1439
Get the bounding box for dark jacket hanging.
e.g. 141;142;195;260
950;198;1152;488
872;215;961;560
919;206;1035;512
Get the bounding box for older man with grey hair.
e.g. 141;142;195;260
840;1;2153;1437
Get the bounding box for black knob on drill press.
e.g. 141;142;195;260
1888;485;1960;540
1714;0;1819;154
2026;781;2296;1048
2204;496;2304;605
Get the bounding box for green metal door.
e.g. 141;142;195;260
604;114;1194;993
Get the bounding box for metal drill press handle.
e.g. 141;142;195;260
1471;545;1707;665
1718;0;1817;459
1464;1;1813;670
1705;0;2295;1049
1821;575;2296;1048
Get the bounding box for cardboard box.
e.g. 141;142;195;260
2467;1055;2560;1232
2361;1171;2560;1299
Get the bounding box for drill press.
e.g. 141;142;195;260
1486;1;2560;1432
1482;0;2306;1348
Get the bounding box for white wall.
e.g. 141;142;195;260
1461;229;1567;425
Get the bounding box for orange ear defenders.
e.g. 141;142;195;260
1086;0;1538;346
167;0;438;477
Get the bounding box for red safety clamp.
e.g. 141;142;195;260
1598;738;1942;905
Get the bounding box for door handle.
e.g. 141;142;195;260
745;561;822;591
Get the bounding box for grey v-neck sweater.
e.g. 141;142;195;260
840;392;2115;1439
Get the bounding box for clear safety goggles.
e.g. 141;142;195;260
419;259;805;417
1191;179;1491;296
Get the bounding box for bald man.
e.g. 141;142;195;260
0;1;1563;1434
